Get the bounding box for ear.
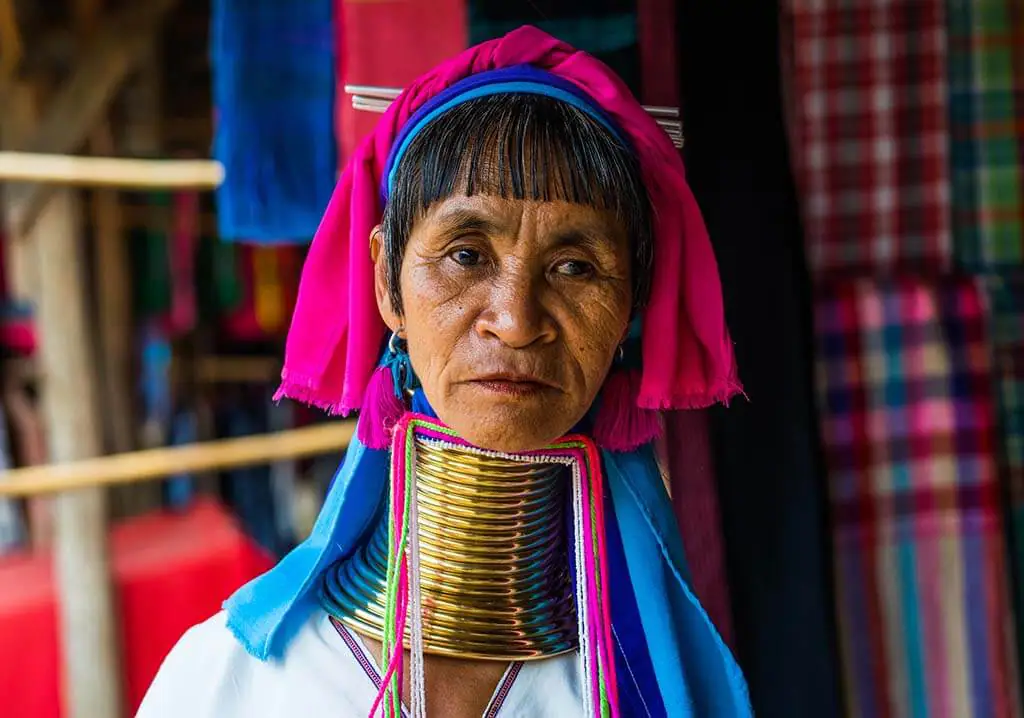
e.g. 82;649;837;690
371;226;403;334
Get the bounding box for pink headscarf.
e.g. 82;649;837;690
275;25;741;414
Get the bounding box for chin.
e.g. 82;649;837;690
441;405;573;454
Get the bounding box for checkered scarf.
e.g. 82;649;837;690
815;277;1021;718
946;0;1024;271
781;0;953;277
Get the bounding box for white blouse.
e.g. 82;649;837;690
136;610;583;717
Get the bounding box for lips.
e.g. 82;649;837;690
466;372;560;397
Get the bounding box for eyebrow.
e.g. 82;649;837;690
429;204;623;253
555;229;616;251
431;208;502;237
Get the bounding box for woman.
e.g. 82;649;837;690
138;26;750;718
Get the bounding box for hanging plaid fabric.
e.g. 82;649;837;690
815;277;1021;718
983;273;1024;680
946;0;1024;271
781;0;954;278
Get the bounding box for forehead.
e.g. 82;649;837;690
413;194;628;243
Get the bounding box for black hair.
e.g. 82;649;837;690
380;93;653;314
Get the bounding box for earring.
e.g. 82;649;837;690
357;329;415;449
592;325;662;452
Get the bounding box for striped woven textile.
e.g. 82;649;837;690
815;277;1021;718
984;274;1024;682
781;0;953;278
946;0;1024;271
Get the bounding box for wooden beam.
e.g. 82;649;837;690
0;152;223;188
0;422;355;498
4;0;178;234
33;189;122;718
58;6;126;712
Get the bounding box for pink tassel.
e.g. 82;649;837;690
357;366;407;449
592;370;663;452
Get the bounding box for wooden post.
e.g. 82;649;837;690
32;189;122;718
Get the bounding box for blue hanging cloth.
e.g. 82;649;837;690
165;410;198;510
210;0;337;243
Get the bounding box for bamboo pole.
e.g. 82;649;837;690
0;421;355;498
33;189;122;718
0;152;224;188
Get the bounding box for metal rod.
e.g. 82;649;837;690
344;84;684;148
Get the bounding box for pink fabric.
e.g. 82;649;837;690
169;192;199;336
277;25;741;414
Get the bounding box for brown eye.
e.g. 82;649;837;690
450;248;482;267
554;259;594;277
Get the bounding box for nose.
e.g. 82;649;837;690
475;264;557;348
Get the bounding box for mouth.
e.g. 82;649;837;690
467;373;559;397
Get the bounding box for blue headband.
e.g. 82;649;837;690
381;65;630;201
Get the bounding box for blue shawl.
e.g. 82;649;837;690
223;403;751;716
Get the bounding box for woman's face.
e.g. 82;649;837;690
374;194;633;452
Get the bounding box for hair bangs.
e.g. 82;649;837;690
381;93;653;312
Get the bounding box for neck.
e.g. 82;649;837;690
321;434;579;661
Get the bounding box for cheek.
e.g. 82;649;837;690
399;263;471;397
561;289;631;386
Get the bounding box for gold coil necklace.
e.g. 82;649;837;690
320;436;579;661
